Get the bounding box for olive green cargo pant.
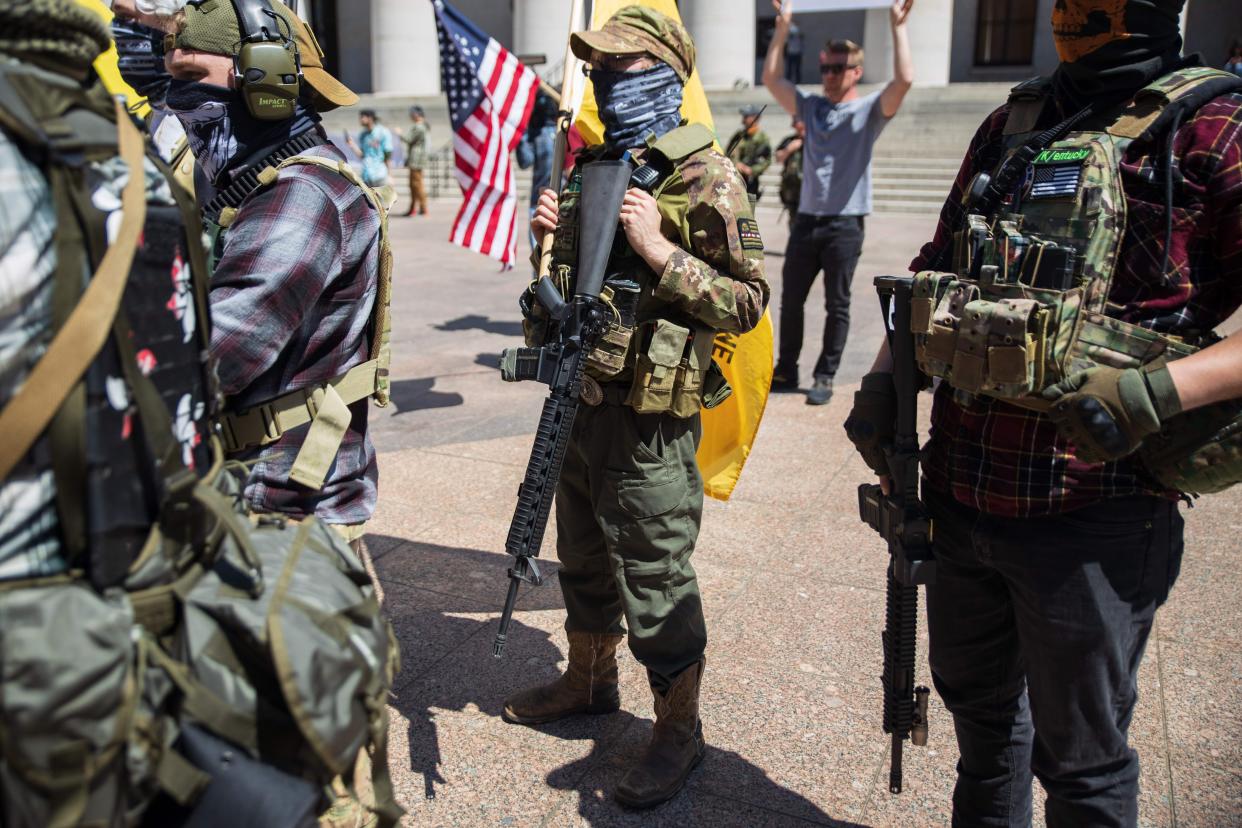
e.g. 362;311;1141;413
555;400;707;687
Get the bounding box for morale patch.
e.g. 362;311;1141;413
580;374;603;406
737;217;764;251
1027;161;1083;199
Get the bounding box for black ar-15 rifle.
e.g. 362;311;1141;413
858;275;936;793
492;160;634;658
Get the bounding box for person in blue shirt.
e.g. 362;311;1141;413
346;108;393;187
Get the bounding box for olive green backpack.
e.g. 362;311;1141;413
0;60;402;827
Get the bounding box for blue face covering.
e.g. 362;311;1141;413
592;62;684;150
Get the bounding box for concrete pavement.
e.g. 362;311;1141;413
363;199;1242;826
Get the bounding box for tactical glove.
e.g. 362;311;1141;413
844;371;898;477
519;287;551;347
1041;363;1182;463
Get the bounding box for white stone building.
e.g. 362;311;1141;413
298;0;1236;95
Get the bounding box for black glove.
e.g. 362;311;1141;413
844;371;897;477
519;286;551;347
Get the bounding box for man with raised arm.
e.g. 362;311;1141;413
763;0;913;405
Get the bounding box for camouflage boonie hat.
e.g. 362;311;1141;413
169;0;357;111
570;5;696;82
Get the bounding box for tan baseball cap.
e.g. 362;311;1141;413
169;0;357;111
570;5;696;82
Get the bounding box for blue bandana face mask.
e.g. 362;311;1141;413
592;62;684;150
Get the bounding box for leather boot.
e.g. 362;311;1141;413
501;631;622;725
614;658;706;809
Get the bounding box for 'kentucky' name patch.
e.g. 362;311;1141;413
737;217;764;251
1033;147;1092;164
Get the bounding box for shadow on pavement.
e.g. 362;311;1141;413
542;710;870;827
434;314;524;337
387;377;465;414
373;536;862;826
474;352;501;370
370;537;567;801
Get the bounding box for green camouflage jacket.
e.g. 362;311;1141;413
403;122;428;170
724;128;772;190
546;127;770;338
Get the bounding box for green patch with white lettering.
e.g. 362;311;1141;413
737;217;764;251
1033;147;1092;165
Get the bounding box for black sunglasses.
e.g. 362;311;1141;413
819;63;858;75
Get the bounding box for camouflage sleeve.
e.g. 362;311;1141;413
653;150;770;334
749;134;772;179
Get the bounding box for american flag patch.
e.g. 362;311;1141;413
1028;162;1083;199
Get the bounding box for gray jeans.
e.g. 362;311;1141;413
924;488;1184;827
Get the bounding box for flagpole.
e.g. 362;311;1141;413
536;0;588;280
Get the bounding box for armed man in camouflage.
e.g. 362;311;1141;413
502;6;769;809
846;0;1242;823
725;103;772;199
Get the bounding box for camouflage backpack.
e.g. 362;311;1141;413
0;59;401;827
909;66;1242;494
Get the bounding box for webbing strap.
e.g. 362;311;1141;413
0;102;146;483
288;382;353;490
217;359;379;454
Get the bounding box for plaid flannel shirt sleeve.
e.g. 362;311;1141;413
210;176;344;398
910;105;1010;273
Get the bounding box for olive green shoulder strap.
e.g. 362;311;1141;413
1003;76;1053;136
649;123;716;165
0;102;147;483
1108;66;1242;141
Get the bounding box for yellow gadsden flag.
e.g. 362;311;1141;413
576;0;774;501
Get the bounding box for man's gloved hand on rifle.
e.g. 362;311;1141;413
845;370;898;477
1041;363;1182;462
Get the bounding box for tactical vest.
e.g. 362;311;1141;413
909;66;1242;494
0;61;401;826
550;124;731;417
209;151;395;492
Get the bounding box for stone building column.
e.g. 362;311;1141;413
371;0;440;95
680;0;757;90
514;0;573;79
862;0;953;87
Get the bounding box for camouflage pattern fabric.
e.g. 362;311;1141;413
724;127;772;193
570;5;696;82
546;134;769;385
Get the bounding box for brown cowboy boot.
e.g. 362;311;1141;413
614;658;706;809
502;631;622;725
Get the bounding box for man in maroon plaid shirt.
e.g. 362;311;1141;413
164;1;381;542
847;0;1242;824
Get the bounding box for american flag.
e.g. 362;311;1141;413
434;0;538;267
1028;162;1083;200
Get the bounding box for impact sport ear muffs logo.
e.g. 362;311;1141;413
231;0;302;120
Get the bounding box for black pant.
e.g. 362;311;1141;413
924;489;1184;827
776;214;865;379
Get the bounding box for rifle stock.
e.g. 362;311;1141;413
859;275;936;793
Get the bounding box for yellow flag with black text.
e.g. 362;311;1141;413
577;0;774;501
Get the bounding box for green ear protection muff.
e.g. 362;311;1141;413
232;0;301;120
